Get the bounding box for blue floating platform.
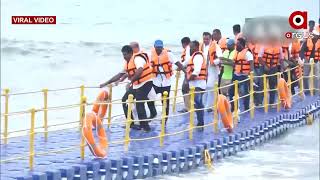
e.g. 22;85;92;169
1;95;320;179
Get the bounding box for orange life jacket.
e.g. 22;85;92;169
150;48;173;78
233;48;251;75
291;40;301;59
262;46;281;68
186;51;207;80
181;48;187;62
208;42;218;65
219;38;227;52
252;43;261;68
304;38;314;61
125;52;154;85
314;39;320;63
247;42;255;52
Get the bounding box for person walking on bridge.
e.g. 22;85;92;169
187;40;207;127
148;40;186;123
100;45;154;132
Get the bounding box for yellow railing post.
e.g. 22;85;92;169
80;96;87;160
299;68;304;99
288;68;292;92
277;73;281;112
249;72;255;119
310;62;314;96
124;94;134;151
263;74;268;113
189;87;195;140
42;88;48;141
29;108;36;170
160;91;168;147
107;84;113;128
79;85;85;131
234;80;239;126
172;71;181;112
213;83;219;133
3;88;9;144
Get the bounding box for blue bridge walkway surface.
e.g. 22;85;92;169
1;95;320;180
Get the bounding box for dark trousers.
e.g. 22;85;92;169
194;87;205;126
133;81;154;129
122;85;157;121
254;67;264;105
148;85;171;121
265;67;278;104
121;81;154;129
229;74;250;111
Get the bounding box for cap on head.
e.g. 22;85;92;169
154;40;164;48
227;39;235;46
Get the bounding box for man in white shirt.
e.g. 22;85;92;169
205;30;223;112
200;32;214;111
228;38;254;112
178;37;191;113
187;40;207;127
148;40;185;123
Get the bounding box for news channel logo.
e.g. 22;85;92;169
242;11;313;43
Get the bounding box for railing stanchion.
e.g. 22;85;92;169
288;68;292;91
249;72;255;119
3;88;10;144
213;83;219;132
42;88;48;141
189;87;195;140
79;85;85;131
263;74;268;113
160;91;168;147
29;108;36;170
234;80;239;126
124;94;134;151
277;73;281;112
80;96;87;160
172;71;181;112
299;67;305;99
310;62;314;96
107;84;113;128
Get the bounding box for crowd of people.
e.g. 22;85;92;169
100;20;320;132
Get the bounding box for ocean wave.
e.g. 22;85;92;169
1;46;32;56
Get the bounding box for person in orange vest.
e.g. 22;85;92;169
207;29;223;110
283;39;302;95
100;45;154;132
199;32;218;112
313;33;320;94
228;38;254;112
300;33;319;95
148;40;185;123
187;40;207;127
258;37;284;106
129;42;158;120
299;20;317;95
251;39;264;106
212;29;227;91
178;37;191;113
